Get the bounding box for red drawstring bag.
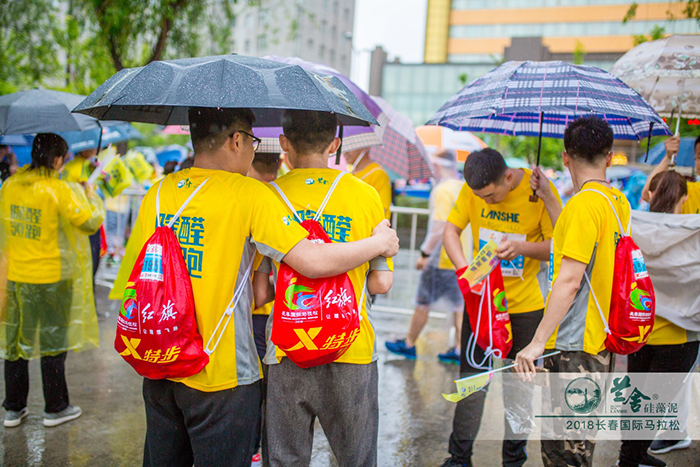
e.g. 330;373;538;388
580;189;655;355
116;179;255;379
456;263;513;367
270;173;363;369
99;225;108;258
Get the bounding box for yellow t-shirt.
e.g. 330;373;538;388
430;178;465;270
545;183;631;355
62;157;92;183
265;168;393;365
354;162;392;220
647;316;700;346
446;168;560;313
111;168;308;391
681;181;700;214
1;167;104;283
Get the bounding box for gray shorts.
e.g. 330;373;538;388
415;265;463;308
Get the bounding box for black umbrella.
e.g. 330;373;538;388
73;54;378;127
0;89;102;135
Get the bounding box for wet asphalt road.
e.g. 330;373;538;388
1;254;698;466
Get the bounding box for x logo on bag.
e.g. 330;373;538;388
119;336;143;360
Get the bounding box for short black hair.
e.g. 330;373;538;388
163;160;178;175
282;110;337;155
463;148;507;190
563;116;614;164
30;133;68;171
188;107;255;154
252;152;280;174
694;134;700;150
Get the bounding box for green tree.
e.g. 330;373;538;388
0;0;259;95
494;135;564;171
573;40;587;65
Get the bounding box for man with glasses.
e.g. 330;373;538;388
111;107;399;467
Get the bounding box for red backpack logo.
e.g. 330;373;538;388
115;179;256;378
269;173;363;368
456;260;513;369
581;189;655;355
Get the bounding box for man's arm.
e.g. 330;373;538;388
530;167;562;227
443;221;469;270
367;270;393;295
641;136;679;202
514;256;587;379
253;270;274;308
282;220;399;279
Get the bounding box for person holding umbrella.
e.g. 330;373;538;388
440;147;561;467
515;116;630;467
0;133;105;428
641;135;700;214
344;146;393;220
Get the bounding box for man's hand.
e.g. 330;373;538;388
664;135;680;157
372;219;399;257
496;240;521;261
515;340;545;382
415;255;429;270
530;167;553;200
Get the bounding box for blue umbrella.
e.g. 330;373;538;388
0;135;32;146
645;137;697;167
428;61;671;199
428;61;670;141
155;145;188;167
59;122;143;153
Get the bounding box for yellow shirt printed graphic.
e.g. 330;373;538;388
266;168;393;365
354;162;392;220
545;183;631;355
681;181;700;214
446;169;560;314
111;168;308;392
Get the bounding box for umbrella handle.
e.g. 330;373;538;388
529;192;539;202
530;111;544;203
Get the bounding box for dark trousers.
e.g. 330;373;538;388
618;341;700;467
142;378;261;467
448;308;543;467
3;353;69;413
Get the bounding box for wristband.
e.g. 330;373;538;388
420;250;430;258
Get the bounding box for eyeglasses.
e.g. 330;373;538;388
231;130;261;152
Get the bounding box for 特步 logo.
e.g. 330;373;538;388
305;178;315;185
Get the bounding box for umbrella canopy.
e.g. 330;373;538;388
0;89;102;135
367;96;431;180
59;122;143;153
73;54;378;128
644;137;697;167
253;55;382;152
427;60;671;141
415;125;487;162
610;35;700;119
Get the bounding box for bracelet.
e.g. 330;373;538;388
420;250;430;258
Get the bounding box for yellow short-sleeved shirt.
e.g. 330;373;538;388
647;316;700;346
545;183;631;355
111;168;308;392
447;168;560;313
429;178;465;270
61;157;92;183
354;162;392;220
265;168;393;365
681;181;700;214
1;167;100;283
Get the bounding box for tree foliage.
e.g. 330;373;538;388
0;0;257;95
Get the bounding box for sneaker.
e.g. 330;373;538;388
4;407;28;427
438;347;460;365
384;339;416;359
616;454;667;467
251;453;262;467
648;437;692;454
43;405;82;427
440;457;469;467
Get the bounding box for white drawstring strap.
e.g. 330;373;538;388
156;178;210;228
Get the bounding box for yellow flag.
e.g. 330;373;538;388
459;240;500;287
442;371;493;402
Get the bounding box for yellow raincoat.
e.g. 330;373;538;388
0;166;105;360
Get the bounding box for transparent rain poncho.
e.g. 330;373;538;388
0;166;105;360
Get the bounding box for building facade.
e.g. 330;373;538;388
232;0;355;76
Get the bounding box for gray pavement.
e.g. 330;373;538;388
0;255;698;466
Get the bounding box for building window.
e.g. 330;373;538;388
257;35;267;51
329;49;335;65
319;45;326;60
308;38;314;50
331;25;337;41
321;19;327;36
244;39;251;53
